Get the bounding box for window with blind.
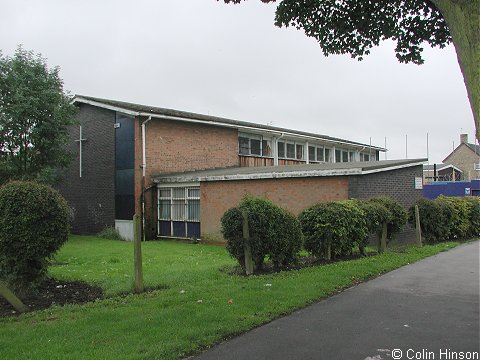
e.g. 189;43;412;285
158;186;200;238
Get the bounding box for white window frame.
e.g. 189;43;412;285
157;183;200;238
278;140;305;161
238;132;273;158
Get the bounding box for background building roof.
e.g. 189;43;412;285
423;164;463;173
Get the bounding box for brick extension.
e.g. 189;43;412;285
200;177;349;241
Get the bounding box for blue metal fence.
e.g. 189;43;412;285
423;180;480;199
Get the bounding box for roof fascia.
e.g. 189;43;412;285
72;96;384;151
360;160;426;175
72;97;140;117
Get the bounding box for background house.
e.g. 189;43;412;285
423;164;463;183
59;96;425;241
443;134;480;181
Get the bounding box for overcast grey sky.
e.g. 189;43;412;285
0;0;475;163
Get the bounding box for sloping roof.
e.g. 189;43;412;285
423;164;463;173
153;159;426;183
443;142;480;162
72;95;385;151
466;143;480;154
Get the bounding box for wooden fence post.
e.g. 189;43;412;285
0;280;28;313
326;243;332;260
133;214;144;293
378;222;387;253
242;210;254;276
415;205;423;247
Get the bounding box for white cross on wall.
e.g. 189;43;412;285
74;126;87;177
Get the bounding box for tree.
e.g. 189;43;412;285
223;0;479;142
0;46;77;185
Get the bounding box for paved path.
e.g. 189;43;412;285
194;241;479;360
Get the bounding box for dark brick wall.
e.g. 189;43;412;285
57;104;116;234
348;165;424;244
348;165;423;207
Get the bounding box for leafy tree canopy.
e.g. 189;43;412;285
223;0;479;140
225;0;451;64
0;46;77;185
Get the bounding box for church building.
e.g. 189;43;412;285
58;96;424;241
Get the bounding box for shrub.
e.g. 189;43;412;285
0;181;70;293
409;198;446;244
463;197;480;238
354;199;391;252
98;226;125;241
299;200;367;259
268;210;303;268
221;207;246;268
368;197;407;240
409;196;480;243
221;196;302;270
435;196;470;239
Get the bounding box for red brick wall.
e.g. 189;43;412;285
134;117;239;238
200;177;349;241
144;119;238;179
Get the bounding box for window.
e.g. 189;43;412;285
278;141;304;160
335;149;341;163
262;139;272;157
158;186;200;238
349;151;355;162
296;144;304;160
238;133;272;157
308;145;325;163
325;148;332;162
238;136;250;155
334;149;356;163
308;146;316;162
278;141;285;158
317;147;324;162
286;143;295;159
361;153;370;162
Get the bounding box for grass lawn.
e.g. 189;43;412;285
0;236;460;359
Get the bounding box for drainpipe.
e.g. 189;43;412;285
141;116;152;241
142;116;152;177
305;141;309;164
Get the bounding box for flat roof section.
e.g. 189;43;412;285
153;159;427;183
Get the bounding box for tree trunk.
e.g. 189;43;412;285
431;0;480;141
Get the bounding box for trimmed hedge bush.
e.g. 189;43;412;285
368;197;407;240
464;197;480;238
436;196;470;239
221;196;302;270
300;197;407;258
410;196;480;243
299;200;368;259
354;199;391;253
0;181;70;292
408;198;446;244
